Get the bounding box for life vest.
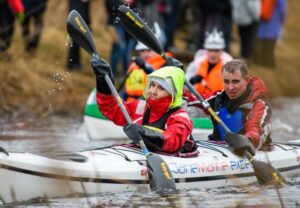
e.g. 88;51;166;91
216;103;253;140
125;63;147;97
217;107;244;141
142;107;197;153
124;52;173;99
194;59;224;95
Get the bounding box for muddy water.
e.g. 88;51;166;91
0;98;300;207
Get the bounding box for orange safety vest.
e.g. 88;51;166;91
260;0;276;21
146;52;173;70
124;52;173;97
194;59;224;95
125;63;147;97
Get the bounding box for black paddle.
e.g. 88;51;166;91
66;10;176;194
117;5;286;186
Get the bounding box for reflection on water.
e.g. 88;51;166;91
1;98;300;207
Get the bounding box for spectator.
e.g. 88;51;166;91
196;0;230;50
188;28;233;96
253;0;287;68
157;0;180;51
0;0;24;60
231;0;260;61
67;0;90;70
105;0;137;78
21;0;48;55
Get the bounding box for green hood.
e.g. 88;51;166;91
146;66;185;109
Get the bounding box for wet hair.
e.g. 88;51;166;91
222;59;248;78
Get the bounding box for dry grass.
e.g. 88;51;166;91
0;0;300;118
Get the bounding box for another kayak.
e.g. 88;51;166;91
84;89;213;140
1;140;300;204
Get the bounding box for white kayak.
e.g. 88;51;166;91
84;89;213;140
1;141;300;204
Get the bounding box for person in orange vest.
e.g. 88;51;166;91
122;22;173;101
188;28;233;96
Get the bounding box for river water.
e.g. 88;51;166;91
0;97;300;207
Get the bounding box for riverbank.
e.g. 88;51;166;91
1;0;300;119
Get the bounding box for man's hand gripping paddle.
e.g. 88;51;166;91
117;5;286;186
67;10;176;194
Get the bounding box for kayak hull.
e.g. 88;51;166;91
1;141;300;203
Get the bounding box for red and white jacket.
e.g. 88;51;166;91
97;93;193;153
185;76;271;149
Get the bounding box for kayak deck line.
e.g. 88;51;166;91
196;141;229;157
0;163;148;184
3;161;299;185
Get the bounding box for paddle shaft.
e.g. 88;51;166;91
104;74;149;154
116;70;131;92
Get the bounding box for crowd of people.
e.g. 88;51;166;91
0;0;287;68
0;0;287;155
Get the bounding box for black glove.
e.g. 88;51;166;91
123;123;164;151
225;132;255;156
134;56;154;74
165;57;184;69
90;56;114;95
189;75;202;85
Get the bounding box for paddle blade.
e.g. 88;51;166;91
146;153;177;194
252;159;287;186
67;10;97;55
118;5;164;55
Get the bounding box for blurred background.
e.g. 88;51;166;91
0;0;299;119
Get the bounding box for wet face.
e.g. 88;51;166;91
206;49;223;64
222;69;248;99
147;81;170;100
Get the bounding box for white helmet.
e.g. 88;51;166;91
203;28;225;50
135;22;166;51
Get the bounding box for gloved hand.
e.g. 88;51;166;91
224;132;255;156
90;56;114;95
133;56;154;74
123;123;164;151
165;57;184;69
189;75;203;85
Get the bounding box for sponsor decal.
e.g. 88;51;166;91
125;11;143;29
230;160;251;170
170;161;229;174
75;16;87;33
161;162;172;180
